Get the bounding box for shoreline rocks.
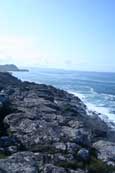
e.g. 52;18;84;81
0;72;115;172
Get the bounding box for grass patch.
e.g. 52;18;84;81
88;158;115;173
0;153;8;159
56;158;115;173
57;161;83;170
7;128;15;136
31;144;58;154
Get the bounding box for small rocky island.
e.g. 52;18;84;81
0;72;115;173
0;64;28;72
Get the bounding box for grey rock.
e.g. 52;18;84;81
93;140;115;165
43;164;85;173
0;136;18;148
0;148;4;154
66;142;80;154
53;142;66;152
43;164;66;173
0;152;39;173
62;126;91;146
0;72;21;90
77;148;90;162
67;120;83;128
68;170;85;173
6;146;18;154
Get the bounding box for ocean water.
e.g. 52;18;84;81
12;68;115;123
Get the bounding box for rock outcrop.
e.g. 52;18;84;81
0;72;115;173
0;64;28;72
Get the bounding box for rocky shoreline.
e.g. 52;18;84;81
0;72;115;173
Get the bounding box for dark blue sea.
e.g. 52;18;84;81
13;68;115;123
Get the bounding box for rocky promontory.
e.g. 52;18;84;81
0;64;28;72
0;72;115;173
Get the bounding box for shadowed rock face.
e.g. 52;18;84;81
0;95;11;136
0;72;21;90
0;72;115;173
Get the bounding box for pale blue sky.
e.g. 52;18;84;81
0;0;114;72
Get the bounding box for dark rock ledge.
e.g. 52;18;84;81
0;72;115;173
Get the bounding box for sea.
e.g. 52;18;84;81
12;68;115;124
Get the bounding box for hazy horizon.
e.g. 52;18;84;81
0;0;114;72
1;64;114;74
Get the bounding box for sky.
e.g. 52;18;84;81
0;0;114;72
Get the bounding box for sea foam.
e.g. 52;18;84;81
69;91;115;124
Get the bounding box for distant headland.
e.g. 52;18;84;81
0;64;29;72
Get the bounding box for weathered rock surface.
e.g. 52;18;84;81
0;72;115;172
0;152;38;173
93;140;115;165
